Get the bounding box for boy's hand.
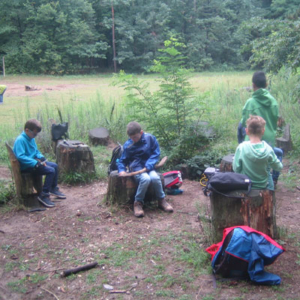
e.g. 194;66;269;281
119;171;127;177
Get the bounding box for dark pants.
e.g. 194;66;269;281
237;122;283;182
24;161;58;194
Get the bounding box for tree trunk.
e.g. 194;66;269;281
106;171;165;207
88;127;109;146
219;154;234;172
210;189;277;243
56;140;95;175
276;124;292;153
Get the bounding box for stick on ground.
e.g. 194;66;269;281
61;262;98;277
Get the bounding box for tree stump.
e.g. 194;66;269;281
276;124;292;153
106;171;165;207
219;154;234;172
56;140;95;175
210;189;277;242
88;127;109;146
5;142;43;209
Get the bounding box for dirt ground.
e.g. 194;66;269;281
4;83;93;98
0;161;300;300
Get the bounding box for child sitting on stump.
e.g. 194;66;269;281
233;115;283;190
13;119;66;208
118;121;173;217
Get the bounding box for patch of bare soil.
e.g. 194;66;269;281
0;164;300;300
4;83;94;98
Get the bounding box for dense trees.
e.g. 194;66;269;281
0;0;298;74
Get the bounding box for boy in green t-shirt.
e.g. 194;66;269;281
233;115;282;190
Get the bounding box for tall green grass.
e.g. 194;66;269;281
1;71;299;165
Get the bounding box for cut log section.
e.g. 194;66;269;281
276;124;292;153
88;127;109;146
56;140;95;175
210;189;277;242
219;154;234;172
106;171;165;206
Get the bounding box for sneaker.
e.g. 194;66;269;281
134;201;144;217
158;198;173;213
37;195;55;208
50;187;66;199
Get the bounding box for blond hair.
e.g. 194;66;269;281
246;115;266;136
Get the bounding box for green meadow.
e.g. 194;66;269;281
0;71;299;165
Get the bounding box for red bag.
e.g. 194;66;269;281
163;171;183;188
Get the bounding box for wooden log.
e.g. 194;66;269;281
5;142;43;208
210;189;277;242
276;124;292;153
106;170;165;207
219;154;234;172
56;140;95;175
88;127;109;146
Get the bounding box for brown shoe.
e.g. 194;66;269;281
134;201;144;217
158;198;173;213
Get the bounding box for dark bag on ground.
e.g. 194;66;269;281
51;123;69;141
203;172;251;198
108;143;123;175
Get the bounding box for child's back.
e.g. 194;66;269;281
233;141;282;190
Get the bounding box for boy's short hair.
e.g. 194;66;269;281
246;115;266;136
127;122;142;136
24;119;42;132
252;71;267;88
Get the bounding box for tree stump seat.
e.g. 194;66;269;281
276;124;292;153
210;189;277;242
106;171;165;207
88;127;109;146
56;140;95;175
219;154;234;172
5;142;43;209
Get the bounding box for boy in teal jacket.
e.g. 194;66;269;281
14;119;66;208
233;115;282;190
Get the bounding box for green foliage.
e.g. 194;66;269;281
0;181;14;205
181;151;223;180
60;171;98;185
114;38;209;162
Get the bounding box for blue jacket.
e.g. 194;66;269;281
13;132;44;171
118;133;160;173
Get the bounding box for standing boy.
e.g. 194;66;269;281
13;119;66;208
233;115;282;190
118;122;173;217
240;71;283;185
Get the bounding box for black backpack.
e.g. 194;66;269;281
107;143;123;175
51;122;69;141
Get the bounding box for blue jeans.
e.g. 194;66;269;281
134;170;165;204
28;161;59;194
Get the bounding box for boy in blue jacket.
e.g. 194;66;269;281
13;119;66;208
118;122;173;217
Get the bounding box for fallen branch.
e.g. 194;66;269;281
109;290;127;294
41;287;60;300
0;230;5;234
61;262;98;277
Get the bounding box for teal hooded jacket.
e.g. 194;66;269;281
233;141;282;190
13;132;44;171
241;89;278;147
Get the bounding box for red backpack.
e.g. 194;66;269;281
163;171;183;189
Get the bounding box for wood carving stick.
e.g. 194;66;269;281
119;156;168;177
61;262;98;277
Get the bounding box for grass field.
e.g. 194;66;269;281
0;71;299;165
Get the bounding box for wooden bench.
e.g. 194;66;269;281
5;142;43;209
